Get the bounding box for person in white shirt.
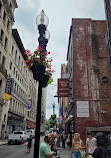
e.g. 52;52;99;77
86;132;97;156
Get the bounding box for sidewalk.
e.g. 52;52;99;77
60;147;70;158
0;139;8;146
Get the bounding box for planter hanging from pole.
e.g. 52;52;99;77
42;74;49;87
31;62;45;81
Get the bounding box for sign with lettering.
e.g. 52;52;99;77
58;78;69;97
77;101;89;117
4;78;13;100
28;98;31;110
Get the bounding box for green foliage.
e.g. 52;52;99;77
46;120;50;130
51;114;56;120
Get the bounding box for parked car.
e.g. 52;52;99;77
26;129;35;138
8;131;29;144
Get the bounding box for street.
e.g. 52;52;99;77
0;136;43;158
0;136;70;158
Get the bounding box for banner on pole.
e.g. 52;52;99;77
4;78;13;100
28;98;31;110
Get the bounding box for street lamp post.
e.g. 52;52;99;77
34;10;50;158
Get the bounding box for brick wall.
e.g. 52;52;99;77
72;19;111;141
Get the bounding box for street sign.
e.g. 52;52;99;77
58;78;69;97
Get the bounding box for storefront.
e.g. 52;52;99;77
6;112;24;137
26;120;36;129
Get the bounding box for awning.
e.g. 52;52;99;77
65;115;74;124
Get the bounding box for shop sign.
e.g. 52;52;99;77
58;78;69;97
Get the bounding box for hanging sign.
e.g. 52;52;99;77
58;78;69;97
28;98;31;110
4;78;13;100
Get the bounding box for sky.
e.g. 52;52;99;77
14;0;106;119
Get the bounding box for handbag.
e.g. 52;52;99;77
80;140;86;157
80;149;86;157
25;141;28;146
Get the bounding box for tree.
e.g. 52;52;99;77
46;120;50;130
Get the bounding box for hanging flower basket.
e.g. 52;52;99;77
24;46;55;83
31;62;45;81
41;74;49;87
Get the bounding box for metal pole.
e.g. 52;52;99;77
34;80;42;158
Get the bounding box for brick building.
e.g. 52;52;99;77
104;0;111;83
66;18;111;141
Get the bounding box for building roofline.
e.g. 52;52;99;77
12;29;26;60
67;26;72;61
12;0;18;8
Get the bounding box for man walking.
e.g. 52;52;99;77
86;132;97;156
39;135;55;158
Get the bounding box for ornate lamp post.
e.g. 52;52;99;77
34;10;50;158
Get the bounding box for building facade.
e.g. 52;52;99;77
0;0;18;138
59;64;69;132
6;29;38;136
66;18;111;141
104;0;111;83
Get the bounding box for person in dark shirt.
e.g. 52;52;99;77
51;143;60;158
27;135;33;153
93;133;111;158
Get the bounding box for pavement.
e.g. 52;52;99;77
0;139;8;146
0;140;70;158
60;147;70;158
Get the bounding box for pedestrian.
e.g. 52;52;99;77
56;131;60;149
61;130;66;148
27;135;33;153
49;131;54;144
86;132;97;157
39;135;56;158
71;133;85;158
93;133;111;158
51;142;60;158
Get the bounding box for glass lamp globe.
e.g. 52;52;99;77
43;29;50;40
36;10;49;27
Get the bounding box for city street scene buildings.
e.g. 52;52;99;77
59;18;111;141
0;0;47;138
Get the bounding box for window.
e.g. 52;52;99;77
10;62;12;70
7;20;10;30
13;67;15;74
21;61;23;71
10;2;12;10
4;37;8;49
2;56;5;68
18;56;20;67
3;10;6;21
0;51;1;63
12;46;14;55
15;50;17;61
16;71;17;78
0;29;4;41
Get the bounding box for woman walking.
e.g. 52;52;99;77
71;133;85;158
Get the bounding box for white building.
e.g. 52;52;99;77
0;0;18;138
6;29;38;136
0;0;47;138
